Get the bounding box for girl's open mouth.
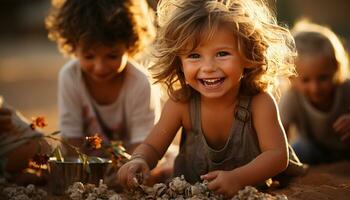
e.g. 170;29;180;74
199;78;225;88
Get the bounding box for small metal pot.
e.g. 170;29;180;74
48;157;112;195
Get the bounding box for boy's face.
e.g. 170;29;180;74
75;43;128;83
293;55;337;108
179;26;246;99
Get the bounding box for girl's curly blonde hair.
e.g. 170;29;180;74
45;0;155;57
150;0;296;101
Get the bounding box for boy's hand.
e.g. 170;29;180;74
201;170;242;198
333;113;350;141
116;157;150;189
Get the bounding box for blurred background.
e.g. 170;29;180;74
0;0;349;133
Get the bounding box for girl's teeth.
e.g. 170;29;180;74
201;78;223;86
204;78;220;83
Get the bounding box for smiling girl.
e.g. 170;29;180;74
117;0;304;197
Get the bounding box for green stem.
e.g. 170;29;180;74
0;130;85;159
45;135;82;156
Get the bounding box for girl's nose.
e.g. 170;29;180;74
201;58;217;72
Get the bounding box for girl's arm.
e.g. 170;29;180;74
117;98;185;188
131;98;184;169
236;92;288;185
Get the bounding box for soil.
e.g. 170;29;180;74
273;161;350;200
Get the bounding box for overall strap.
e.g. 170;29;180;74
179;94;200;147
234;95;251;131
190;93;201;134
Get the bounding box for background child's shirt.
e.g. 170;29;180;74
279;80;350;155
58;60;160;145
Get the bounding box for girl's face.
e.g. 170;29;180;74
179;26;247;99
75;43;128;83
293;55;337;108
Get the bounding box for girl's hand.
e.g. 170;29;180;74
116;157;150;189
333;113;350;141
201;170;242;198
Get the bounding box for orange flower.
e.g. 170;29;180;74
30;116;47;130
25;154;49;177
85;134;102;149
30;153;50;166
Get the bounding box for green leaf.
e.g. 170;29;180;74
79;153;90;173
51;147;64;162
50;131;61;136
89;157;104;163
112;146;131;160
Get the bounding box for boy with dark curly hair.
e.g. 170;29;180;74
45;0;159;158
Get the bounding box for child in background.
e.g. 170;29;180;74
45;0;160;156
117;0;304;197
279;20;350;164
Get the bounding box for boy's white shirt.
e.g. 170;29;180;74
58;59;160;144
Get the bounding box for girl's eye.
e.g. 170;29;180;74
217;51;230;57
187;53;200;59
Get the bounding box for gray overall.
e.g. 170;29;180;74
173;93;304;184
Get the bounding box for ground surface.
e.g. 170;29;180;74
274;161;350;200
44;161;350;199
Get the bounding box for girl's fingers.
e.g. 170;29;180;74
201;171;220;191
201;171;218;181
141;167;150;184
116;167;127;186
126;165;139;188
207;179;220;191
213;188;223;195
126;171;136;188
117;164;137;188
